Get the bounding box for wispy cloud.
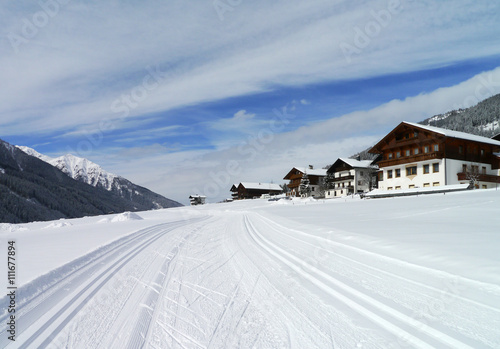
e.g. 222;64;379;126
1;1;499;137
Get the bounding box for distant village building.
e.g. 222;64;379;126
325;158;378;198
189;195;206;205
368;121;500;191
283;166;327;198
230;182;282;200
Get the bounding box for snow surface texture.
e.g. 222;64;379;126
0;190;499;348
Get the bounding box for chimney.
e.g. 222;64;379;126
309;165;313;170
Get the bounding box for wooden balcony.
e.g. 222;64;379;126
378;151;444;168
329;175;354;183
457;172;500;183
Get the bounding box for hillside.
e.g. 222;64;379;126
17;146;182;210
420;93;500;137
0;139;168;223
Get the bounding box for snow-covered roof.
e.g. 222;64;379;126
337;158;375;169
290;167;327;177
404;121;500;146
239;182;282;191
189;194;206;198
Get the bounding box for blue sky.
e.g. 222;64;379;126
2;0;500;204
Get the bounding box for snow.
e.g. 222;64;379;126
17;146;119;191
336;157;375;169
239;182;282;191
110;211;144;222
1;190;499;348
405;121;500;146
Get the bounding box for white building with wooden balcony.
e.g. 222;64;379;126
368;122;500;191
325;158;378;198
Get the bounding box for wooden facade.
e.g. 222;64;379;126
231;182;282;200
369;122;500;190
325;158;377;197
283;166;327;197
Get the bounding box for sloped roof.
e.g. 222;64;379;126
239;182;282;191
404;121;500;146
283;167;327;179
327;158;376;173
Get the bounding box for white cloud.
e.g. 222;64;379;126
1;1;500;136
100;68;500;204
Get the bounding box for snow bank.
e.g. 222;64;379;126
110;211;144;222
43;221;73;229
0;223;28;233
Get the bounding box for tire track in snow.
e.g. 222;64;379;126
243;214;475;349
9;217;208;349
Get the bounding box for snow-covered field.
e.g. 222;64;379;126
1;189;499;348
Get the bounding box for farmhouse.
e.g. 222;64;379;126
283;166;327;197
189;195;206;205
231;182;282;200
368;121;500;191
325;158;378;198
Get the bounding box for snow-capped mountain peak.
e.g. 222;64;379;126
51;153;118;191
16;146;118;191
15;145;182;209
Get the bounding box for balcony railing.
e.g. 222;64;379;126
457;172;500;183
378;151;444;167
329;175;354;183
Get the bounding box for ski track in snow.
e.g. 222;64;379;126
1;192;499;348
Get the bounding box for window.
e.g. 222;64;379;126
414;148;419;155
433;163;439;173
396;151;401;158
424;146;429;153
414;131;419;138
480;149;485;156
395;169;401;178
395;186;401;190
387;187;393;190
472;165;479;174
388;153;393;159
423;183;430;187
409;184;415;189
423;164;430;174
434;144;439;152
462;164;467;173
358;180;362;186
311;187;315;191
387;170;393;179
482;185;487;189
459;145;463;154
405;150;410;157
406;166;417;176
433;182;440;186
482;167;486;175
378;172;383;181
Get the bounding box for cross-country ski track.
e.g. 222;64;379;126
1;190;499;348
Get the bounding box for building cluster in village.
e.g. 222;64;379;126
192;121;500;204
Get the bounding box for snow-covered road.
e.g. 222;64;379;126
1;190;499;348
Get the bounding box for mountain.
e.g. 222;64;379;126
419;93;500;137
17;146;182;210
0;139;161;223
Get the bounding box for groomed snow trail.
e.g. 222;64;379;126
1;194;499;348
